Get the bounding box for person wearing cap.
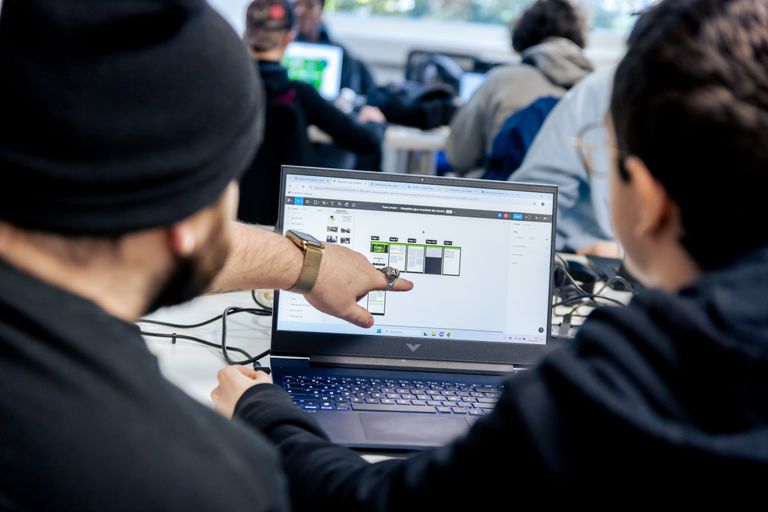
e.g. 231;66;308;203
212;0;768;505
0;0;411;509
243;0;386;176
292;0;377;97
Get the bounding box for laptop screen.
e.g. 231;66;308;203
275;168;556;348
282;42;343;100
459;72;486;104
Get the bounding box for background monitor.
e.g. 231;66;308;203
459;71;486;104
283;42;344;100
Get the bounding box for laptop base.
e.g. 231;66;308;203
271;357;509;450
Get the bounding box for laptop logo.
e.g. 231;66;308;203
406;343;421;352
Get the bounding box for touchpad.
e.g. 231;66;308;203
359;413;470;445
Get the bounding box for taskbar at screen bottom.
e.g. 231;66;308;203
275;321;547;345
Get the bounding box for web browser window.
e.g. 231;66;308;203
277;172;555;345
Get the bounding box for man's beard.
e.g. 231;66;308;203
144;223;231;314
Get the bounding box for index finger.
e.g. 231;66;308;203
389;277;414;292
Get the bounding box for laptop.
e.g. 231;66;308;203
270;166;558;450
458;71;486;104
282;42;344;100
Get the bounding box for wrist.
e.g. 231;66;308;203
280;235;304;291
284;230;325;293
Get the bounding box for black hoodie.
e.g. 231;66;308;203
256;60;382;163
235;246;768;506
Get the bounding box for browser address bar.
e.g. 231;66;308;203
303;184;484;203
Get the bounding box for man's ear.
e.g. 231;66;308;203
284;31;295;47
168;222;196;258
624;156;676;239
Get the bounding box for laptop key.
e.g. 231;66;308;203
452;407;470;414
411;400;427;406
436;407;453;413
351;403;437;414
396;399;412;405
427;400;442;406
469;409;485;416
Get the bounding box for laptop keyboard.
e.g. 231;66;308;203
280;375;503;416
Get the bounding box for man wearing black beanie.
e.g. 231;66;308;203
0;0;411;509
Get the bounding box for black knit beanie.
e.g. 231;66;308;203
0;0;264;235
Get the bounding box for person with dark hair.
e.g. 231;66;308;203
239;0;385;225
291;0;378;96
445;0;593;176
213;0;768;504
0;0;412;508
511;0;586;52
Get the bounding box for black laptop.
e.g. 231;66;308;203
269;166;558;450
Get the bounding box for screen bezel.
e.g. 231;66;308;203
271;166;558;367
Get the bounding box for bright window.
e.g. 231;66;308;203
327;0;655;33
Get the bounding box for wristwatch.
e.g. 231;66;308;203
285;230;325;294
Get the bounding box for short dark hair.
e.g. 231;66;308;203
611;0;768;269
511;0;586;53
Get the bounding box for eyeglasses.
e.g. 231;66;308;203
573;121;623;178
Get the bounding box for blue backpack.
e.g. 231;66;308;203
483;96;560;181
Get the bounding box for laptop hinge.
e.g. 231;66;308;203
309;355;515;375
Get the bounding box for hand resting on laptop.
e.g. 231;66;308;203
212;365;271;418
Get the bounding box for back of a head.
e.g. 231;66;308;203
611;0;768;270
245;0;295;53
511;0;586;53
0;0;264;237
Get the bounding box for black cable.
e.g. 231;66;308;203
137;307;270;330
137;307;272;372
553;293;627;309
555;265;593;297
604;275;638;294
138;330;253;359
251;290;273;312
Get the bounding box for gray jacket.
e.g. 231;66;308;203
445;37;593;175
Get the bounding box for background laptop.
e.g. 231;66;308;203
458;71;487;104
282;42;344;100
270;166;558;450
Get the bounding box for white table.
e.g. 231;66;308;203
142;292;272;405
308;124;450;174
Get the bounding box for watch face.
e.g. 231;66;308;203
289;230;323;246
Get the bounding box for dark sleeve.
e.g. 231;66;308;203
341;52;377;96
293;82;383;156
234;380;553;511
233;299;682;508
